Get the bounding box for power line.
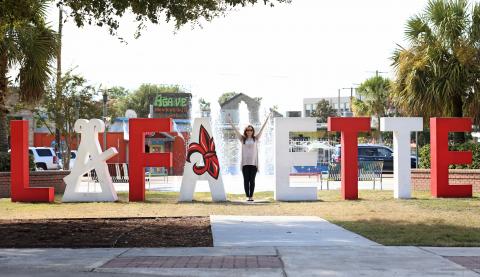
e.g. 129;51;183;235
367;70;388;77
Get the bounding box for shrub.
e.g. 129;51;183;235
0;153;36;172
419;143;480;169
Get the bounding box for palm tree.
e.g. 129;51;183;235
0;1;57;152
352;75;392;143
392;0;480;143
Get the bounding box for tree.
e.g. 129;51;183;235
218;92;238;106
121;84;184;118
0;0;58;152
391;0;480;143
352;75;392;142
57;0;290;37
311;99;336;123
39;72;101;169
107;86;129;120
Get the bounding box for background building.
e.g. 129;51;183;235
303;96;354;117
286;111;302;117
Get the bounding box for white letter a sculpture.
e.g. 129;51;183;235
179;118;226;202
63;119;119;202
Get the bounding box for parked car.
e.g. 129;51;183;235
331;144;417;172
28;147;60;170
57;150;77;170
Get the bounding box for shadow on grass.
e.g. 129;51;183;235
333;218;480;246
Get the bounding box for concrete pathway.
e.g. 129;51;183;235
210;215;379;247
0;215;476;276
0;246;478;276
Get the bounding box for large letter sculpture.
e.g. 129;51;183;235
274;117;317;201
179;118;226;202
431;117;472;198
129;118;173;202
381;117;423;199
63;119;118;202
328;117;370;200
10;120;54;202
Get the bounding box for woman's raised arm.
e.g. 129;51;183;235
227;114;243;141
256;112;272;139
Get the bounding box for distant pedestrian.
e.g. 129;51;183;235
227;113;271;201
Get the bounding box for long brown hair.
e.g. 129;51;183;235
242;125;255;144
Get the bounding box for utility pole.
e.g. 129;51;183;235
368;70;388;77
341;87;358;112
55;6;63;166
102;87;108;151
337;89;341;116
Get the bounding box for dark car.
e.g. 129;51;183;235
331;144;417;172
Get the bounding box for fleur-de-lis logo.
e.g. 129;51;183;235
186;125;220;179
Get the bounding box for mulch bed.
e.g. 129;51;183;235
0;217;213;248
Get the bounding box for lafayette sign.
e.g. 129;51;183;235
8;116;475;203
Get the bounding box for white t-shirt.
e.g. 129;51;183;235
241;137;259;167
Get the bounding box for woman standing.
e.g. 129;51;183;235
227;113;271;201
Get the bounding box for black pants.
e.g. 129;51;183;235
242;165;257;198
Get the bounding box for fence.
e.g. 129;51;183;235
326;161;384;190
86;163;169;187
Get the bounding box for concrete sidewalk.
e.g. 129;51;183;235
0;246;478;276
0;216;478;276
210;215;378;247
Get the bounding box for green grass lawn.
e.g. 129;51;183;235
0;190;479;246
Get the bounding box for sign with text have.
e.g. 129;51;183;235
152;92;192;119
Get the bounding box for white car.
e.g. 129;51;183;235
28;147;60;170
57;150;77;170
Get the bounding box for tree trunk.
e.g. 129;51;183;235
452;94;465;144
0;53;9;153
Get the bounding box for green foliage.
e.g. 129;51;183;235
352;76;392;119
120;84;184;118
0;153;11;172
0;0;58;152
419;143;480;169
218;92;238;106
311;99;336;123
0;0;49;27
352;75;393;141
419;144;431;169
38;71;101;168
0;153;35;172
391;0;480;137
198;98;210;112
57;0;290;38
107;86;130;120
108;86;129;100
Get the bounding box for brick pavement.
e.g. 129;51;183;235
445;256;480;271
100;255;283;269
